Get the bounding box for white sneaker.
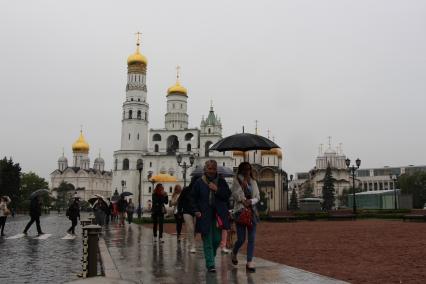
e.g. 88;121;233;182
221;248;231;254
190;248;196;253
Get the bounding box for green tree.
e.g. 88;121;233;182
53;182;75;210
322;165;335;211
20;172;50;210
399;172;426;209
0;157;22;209
289;187;299;210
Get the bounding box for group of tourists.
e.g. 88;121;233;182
92;196;135;227
150;160;259;273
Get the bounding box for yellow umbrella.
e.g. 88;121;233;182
149;173;177;183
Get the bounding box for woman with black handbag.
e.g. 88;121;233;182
231;162;260;273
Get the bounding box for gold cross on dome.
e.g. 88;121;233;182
135;32;142;46
267;129;271;139
255;120;259;135
176;65;181;81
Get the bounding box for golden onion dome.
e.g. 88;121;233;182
127;49;147;65
167;81;187;96
72;131;90;153
233;151;244;156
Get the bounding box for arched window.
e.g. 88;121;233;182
122;159;129;170
154;144;159;152
185;133;194;141
153;134;161;141
205;141;213;157
208;128;211;134
167;135;179;154
137;110;141;119
114;159;118;171
128;110;133;119
187;144;191;152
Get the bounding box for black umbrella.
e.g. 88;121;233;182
30;189;50;199
210;133;279;152
121;191;133;197
190;165;234;177
88;197;108;206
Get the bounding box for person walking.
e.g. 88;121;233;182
178;177;198;253
170;184;183;241
231;162;260;273
105;198;112;225
151;183;168;243
126;199;135;224
23;196;44;236
117;196;128;226
66;198;80;235
192;160;231;273
93;197;108;226
0;196;11;236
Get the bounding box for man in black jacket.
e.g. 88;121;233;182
23;196;44;236
66;198;80;235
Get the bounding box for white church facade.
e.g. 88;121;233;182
50;131;112;200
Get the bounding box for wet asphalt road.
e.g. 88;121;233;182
0;214;83;284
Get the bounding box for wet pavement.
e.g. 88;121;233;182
103;223;349;284
0;214;83;284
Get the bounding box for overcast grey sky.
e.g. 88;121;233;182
1;0;426;181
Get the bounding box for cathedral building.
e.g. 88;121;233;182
112;38;288;211
50;131;112;200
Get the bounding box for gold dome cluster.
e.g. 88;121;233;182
261;148;283;158
72;131;90;153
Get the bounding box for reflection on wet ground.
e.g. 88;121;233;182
0;214;83;284
103;223;348;284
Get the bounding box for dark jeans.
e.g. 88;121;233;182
0;216;7;235
152;213;164;238
127;211;134;224
24;215;42;234
233;222;257;262
174;214;183;237
67;218;78;234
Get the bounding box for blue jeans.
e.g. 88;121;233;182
232;222;256;262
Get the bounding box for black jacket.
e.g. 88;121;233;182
117;198;128;213
178;186;194;216
151;193;168;215
67;202;80;220
30;198;42;217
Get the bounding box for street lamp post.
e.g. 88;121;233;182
345;158;361;214
389;174;399;210
176;153;195;188
137;159;143;219
121;180;126;193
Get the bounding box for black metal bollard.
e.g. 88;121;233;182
82;224;102;277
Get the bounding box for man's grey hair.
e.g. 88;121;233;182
204;159;217;171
